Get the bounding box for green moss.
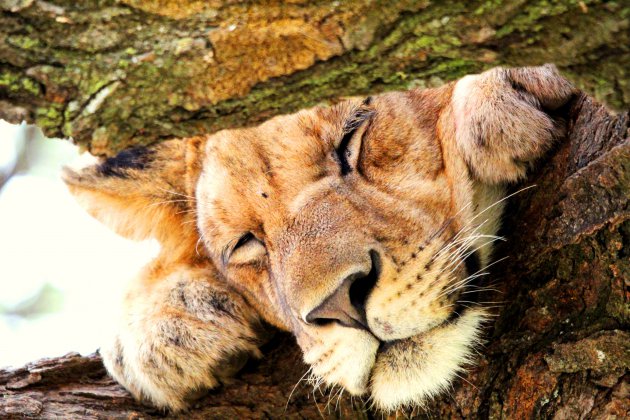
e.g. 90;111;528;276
474;0;505;16
0;71;21;89
7;34;41;50
495;0;596;38
6;0;626;152
21;78;40;95
0;71;41;96
35;105;64;130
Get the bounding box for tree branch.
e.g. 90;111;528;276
1;1;628;155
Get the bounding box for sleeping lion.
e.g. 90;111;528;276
63;64;575;413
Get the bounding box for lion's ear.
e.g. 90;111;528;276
451;64;576;183
62;137;206;250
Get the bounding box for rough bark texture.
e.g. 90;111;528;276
1;93;628;419
0;0;629;155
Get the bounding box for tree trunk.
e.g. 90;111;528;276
1;93;628;419
0;0;628;156
1;1;628;419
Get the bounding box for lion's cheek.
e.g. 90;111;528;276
365;267;455;341
369;308;487;412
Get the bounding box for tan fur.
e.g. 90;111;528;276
101;263;263;410
64;65;575;412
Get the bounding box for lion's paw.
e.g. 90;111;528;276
100;266;263;411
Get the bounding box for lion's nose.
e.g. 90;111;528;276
305;251;380;330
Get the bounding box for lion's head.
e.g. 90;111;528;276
64;65;575;411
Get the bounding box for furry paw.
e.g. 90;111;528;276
100;265;264;411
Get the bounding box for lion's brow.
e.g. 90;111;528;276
341;96;374;134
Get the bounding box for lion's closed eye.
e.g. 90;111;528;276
227;233;267;265
335;98;374;175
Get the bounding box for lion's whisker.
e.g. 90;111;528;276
460;287;501;294
438;273;490;299
442;237;505;276
473;185;536;223
334;386;344;412
156;186;196;199
436;254;508;300
143;199;193;212
433;221;494;266
285;367;312;412
180;218;198;225
457;299;504;305
174;208;196;216
195;235;205;257
453;371;478;391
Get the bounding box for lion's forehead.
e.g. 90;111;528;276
196;88;459;245
196;108;344;239
199;92;444;201
208;113;334;179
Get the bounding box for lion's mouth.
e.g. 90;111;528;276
302;249;488;410
376;308;467;356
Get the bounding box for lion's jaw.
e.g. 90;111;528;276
292;215;494;411
297;305;488;411
196;84;503;411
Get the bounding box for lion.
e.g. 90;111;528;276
62;64;576;413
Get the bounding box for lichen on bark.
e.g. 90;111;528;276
1;0;628;155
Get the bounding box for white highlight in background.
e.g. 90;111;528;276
0;125;158;368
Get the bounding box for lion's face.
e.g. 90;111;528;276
64;65;573;412
196;84;498;410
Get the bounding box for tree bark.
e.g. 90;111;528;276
1;93;628;419
0;0;628;155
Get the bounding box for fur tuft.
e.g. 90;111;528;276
97;146;155;178
370;309;487;412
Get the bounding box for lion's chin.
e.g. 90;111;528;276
368;308;487;412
